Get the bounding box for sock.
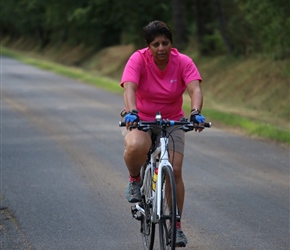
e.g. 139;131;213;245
176;221;181;229
129;174;141;182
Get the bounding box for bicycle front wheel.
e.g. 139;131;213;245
159;165;176;250
141;164;155;250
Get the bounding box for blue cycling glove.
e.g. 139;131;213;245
190;109;205;124
124;110;140;123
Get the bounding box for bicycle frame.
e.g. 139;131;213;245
154;133;171;222
136;133;172;223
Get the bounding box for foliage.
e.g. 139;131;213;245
0;0;289;58
236;0;290;58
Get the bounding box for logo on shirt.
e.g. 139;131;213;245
170;79;177;83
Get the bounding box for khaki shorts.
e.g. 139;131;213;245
120;109;185;155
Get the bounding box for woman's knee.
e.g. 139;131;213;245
124;130;151;154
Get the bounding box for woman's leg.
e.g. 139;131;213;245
169;150;188;246
124;129;152;203
124;129;152;176
169;151;185;217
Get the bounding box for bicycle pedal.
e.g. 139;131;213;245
131;205;142;221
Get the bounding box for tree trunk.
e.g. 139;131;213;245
195;0;216;55
214;0;233;54
171;0;188;50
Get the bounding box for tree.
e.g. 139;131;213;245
171;0;188;50
1;0;289;58
237;0;290;58
214;0;233;54
194;0;217;55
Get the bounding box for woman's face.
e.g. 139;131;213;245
149;35;172;65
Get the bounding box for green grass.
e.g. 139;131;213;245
199;109;290;144
1;46;289;145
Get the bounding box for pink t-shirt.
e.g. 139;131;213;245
120;48;202;121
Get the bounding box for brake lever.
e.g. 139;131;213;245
182;124;194;132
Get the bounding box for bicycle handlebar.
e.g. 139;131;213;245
119;119;211;132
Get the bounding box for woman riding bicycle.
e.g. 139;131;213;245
120;20;205;247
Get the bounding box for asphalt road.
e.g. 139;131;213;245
1;56;289;250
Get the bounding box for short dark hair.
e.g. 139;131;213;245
143;20;172;45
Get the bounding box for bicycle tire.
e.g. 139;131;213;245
159;165;176;250
141;164;155;250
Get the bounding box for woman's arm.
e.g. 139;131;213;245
123;81;138;111
187;80;203;112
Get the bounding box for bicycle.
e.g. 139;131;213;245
119;112;211;249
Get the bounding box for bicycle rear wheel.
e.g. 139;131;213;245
159;165;176;250
140;164;155;250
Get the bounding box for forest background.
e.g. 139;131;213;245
1;0;289;144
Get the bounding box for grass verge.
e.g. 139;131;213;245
1;46;289;145
200;109;289;144
1;47;122;94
